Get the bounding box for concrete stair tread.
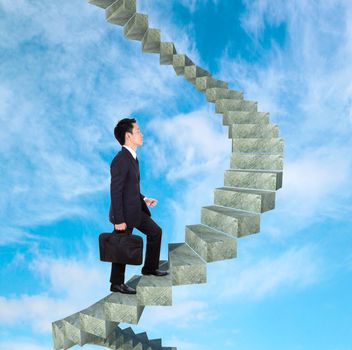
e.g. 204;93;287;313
203;204;259;218
225;111;268;117
142;28;161;53
135;332;149;343
231;137;284;155
169;242;207;285
223;111;269;123
206;87;243;102
184;65;210;82
185;224;237;263
169;242;205;267
231;153;283;170
214;186;276;213
105;292;140;306
138;274;172;287
124;12;148;40
78;299;119;339
90;0;116;9
104;291;144;324
229;123;279;138
201;205;260;237
160;42;177;65
216;99;257;113
226;168;283;174
149;339;162;348
196;76;228;91
186;224;235;243
106;0;136;26
216;186;275;195
172;54;194;75
80;300;106;319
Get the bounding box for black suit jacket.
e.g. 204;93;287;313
109;147;151;227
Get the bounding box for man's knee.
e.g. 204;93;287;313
151;225;162;239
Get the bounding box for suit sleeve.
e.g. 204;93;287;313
110;157;129;224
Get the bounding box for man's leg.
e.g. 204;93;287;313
135;211;162;271
110;227;133;285
110;263;126;285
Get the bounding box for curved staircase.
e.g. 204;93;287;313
51;0;284;348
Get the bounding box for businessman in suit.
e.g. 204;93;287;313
109;117;168;294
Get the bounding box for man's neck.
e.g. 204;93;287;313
124;143;137;152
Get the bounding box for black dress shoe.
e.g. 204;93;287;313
110;283;136;294
141;268;168;277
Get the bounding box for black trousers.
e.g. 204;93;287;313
110;210;162;285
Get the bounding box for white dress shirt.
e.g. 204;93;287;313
122;145;137;159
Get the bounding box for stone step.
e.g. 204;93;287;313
201;205;260;238
223;111;270;125
119;327;152;350
52;320;75;350
104;292;144;324
106;0;136;26
116;327;138;349
229;124;279;138
232;137;284;154
216;99;257;113
214;186;276;213
62;314;97;346
168;242;207;286
160;42;177;65
142;28;160;53
103;329;119;348
89;0;116;9
79;300;118;338
127;273;172;306
230;153;283;170
124;13;148;41
185;224;237;262
135;332;149;344
196;76;228;91
149;339;162;348
224;169;283;190
184;65;210;83
172;54;194;75
206;87;243;102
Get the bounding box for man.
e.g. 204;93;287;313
109;117;168;294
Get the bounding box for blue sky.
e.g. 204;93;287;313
1;0;352;349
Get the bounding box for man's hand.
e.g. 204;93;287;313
114;222;127;231
144;197;158;207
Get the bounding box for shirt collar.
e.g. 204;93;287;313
122;145;137;159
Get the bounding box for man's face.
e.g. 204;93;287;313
126;122;143;146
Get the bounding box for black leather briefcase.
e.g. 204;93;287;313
99;231;143;265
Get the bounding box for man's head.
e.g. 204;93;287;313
114;118;143;148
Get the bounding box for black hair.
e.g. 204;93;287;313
114;118;136;145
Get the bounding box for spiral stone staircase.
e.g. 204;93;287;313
51;0;284;349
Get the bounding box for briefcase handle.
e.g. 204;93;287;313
113;229;131;235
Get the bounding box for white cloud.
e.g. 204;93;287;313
0;253;109;333
0;340;50;350
144;108;229;181
176;0;219;14
217;245;322;300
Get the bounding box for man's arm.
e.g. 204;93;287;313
110;157;128;224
